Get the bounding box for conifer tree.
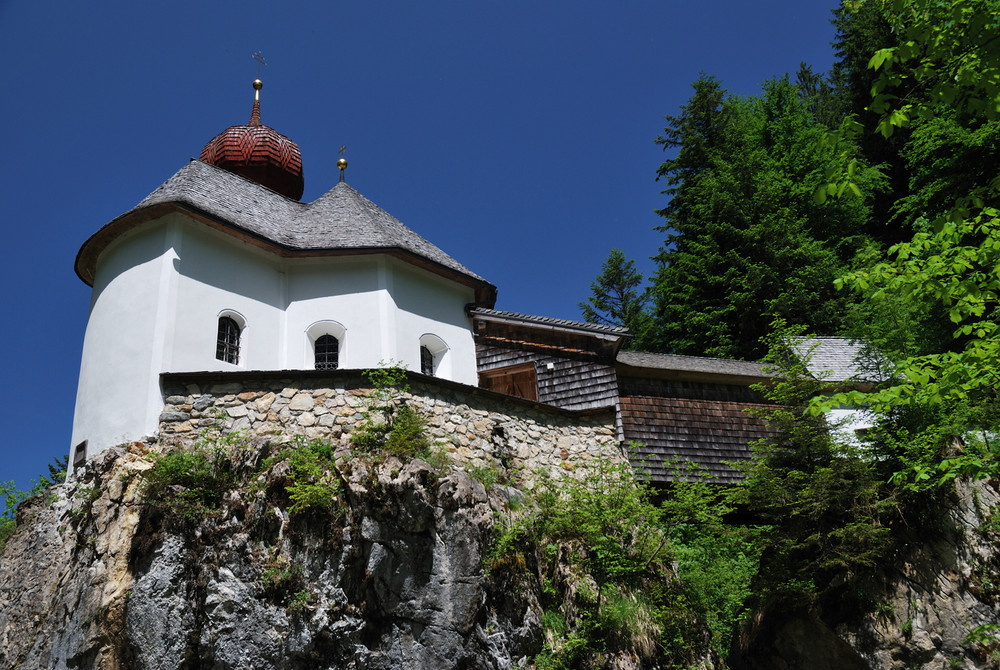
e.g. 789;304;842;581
578;248;652;349
649;76;881;360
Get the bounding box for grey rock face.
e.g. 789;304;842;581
0;443;538;669
6;440;1000;669
731;478;1000;670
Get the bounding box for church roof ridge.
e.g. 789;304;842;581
75;160;496;304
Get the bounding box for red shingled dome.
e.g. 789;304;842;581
200;86;304;200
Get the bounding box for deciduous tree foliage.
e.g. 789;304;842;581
825;0;1000;486
830;0;916;243
650;76;882;360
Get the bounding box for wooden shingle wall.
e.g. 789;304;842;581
620;396;780;484
476;338;619;411
618;377;769;404
618;376;779;484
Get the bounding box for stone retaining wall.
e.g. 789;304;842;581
158;370;623;477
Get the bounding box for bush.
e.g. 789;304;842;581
143;448;235;519
350;363;431;458
0;456;68;554
261;552;306;608
282;437;344;517
490;459;742;666
0;481;28;555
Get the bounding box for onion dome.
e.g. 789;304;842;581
200;79;304;200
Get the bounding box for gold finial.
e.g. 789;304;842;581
252;51;267;101
338;145;348;182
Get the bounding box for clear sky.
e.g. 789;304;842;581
0;0;840;492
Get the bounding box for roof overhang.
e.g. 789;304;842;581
468;308;627;359
615;360;771;387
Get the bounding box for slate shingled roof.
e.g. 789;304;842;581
76;160;496;304
789;336;871;383
616;351;771;382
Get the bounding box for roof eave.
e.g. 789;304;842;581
76;201;499;305
614;361;772;386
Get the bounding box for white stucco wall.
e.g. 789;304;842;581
827;407;875;445
71;220;180;467
167;224;285;372
71;212;481;466
390;261;478;385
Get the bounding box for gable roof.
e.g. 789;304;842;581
75;160;497;305
789;336;875;384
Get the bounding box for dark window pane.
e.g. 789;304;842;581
216;317;241;364
421;345;434;376
315;334;339;370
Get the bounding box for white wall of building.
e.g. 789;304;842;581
71;220;179;468
284;256;384;370
167;223;285;372
827;407;875;445
71;213;481;467
390;261;478;385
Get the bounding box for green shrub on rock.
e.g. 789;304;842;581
350;363;431;459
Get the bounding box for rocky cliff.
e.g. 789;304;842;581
0;441;541;669
3;437;1000;669
731;478;1000;669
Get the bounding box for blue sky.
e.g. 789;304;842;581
0;1;839;491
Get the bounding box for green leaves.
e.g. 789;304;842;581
843;210;1000;409
272;437;344;517
862;0;1000;131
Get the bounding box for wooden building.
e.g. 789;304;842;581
469;307;783;484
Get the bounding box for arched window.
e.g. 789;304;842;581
216;316;241;364
305;320;347;370
315;334;340;370
420;345;434;376
419;333;449;378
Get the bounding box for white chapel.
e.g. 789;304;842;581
71;79;497;465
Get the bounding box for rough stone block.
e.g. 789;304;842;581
255;392;276;412
288;393;316;411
